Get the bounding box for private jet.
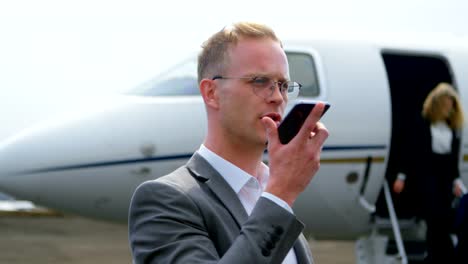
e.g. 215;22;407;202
1;33;467;263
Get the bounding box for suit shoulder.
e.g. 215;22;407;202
137;165;199;193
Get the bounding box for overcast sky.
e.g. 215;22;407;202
0;0;467;140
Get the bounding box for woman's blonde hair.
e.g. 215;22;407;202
422;82;465;129
197;22;281;83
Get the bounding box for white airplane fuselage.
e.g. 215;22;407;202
1;36;467;240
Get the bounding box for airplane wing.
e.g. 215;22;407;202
0;200;62;217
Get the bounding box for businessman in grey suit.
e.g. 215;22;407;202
128;22;329;264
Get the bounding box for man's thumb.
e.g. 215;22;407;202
261;117;277;140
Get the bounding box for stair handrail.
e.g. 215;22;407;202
383;179;408;264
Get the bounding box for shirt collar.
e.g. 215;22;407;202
197;144;269;193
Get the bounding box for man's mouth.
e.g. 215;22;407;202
262;112;282;126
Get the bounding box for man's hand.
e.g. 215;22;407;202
262;102;329;207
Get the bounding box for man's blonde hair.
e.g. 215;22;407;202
197;22;281;83
422;82;465;129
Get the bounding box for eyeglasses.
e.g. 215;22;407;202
212;75;302;101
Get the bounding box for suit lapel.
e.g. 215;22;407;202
186;153;248;227
188;153;313;263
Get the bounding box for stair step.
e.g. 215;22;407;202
374;216;420;229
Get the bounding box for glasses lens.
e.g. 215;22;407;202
252;77;272;98
286;82;300;101
251;78;301;101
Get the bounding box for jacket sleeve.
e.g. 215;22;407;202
398;119;433;183
450;129;461;181
128;180;305;264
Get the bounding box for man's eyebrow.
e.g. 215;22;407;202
244;73;288;80
242;73;267;77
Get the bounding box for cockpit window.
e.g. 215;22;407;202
128;59;199;96
286;52;320;97
129;52;320;97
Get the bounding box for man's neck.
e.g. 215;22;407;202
203;140;264;177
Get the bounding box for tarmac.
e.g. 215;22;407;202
0;213;355;264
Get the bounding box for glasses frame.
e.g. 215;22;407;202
212;75;302;100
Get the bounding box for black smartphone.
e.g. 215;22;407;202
278;101;330;144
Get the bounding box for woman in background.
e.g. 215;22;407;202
393;82;466;263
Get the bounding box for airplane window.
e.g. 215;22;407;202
134;76;199;96
129;53;320;97
128;59;200;96
286;52;320;97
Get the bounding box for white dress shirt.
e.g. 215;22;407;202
430;121;452;154
198;144;298;264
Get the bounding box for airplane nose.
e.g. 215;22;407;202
0;126;58;202
0;140;24;198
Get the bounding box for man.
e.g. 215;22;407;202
128;22;329;264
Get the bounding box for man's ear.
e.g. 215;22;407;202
200;79;220;109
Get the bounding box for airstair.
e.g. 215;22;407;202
356;180;427;264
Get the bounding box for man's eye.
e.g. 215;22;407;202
251;77;270;85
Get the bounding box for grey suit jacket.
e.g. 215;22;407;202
128;153;314;264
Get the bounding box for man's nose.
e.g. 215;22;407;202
268;83;285;103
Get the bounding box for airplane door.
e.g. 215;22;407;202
376;51;455;219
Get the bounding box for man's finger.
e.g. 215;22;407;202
308;122;329;150
295;102;326;142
